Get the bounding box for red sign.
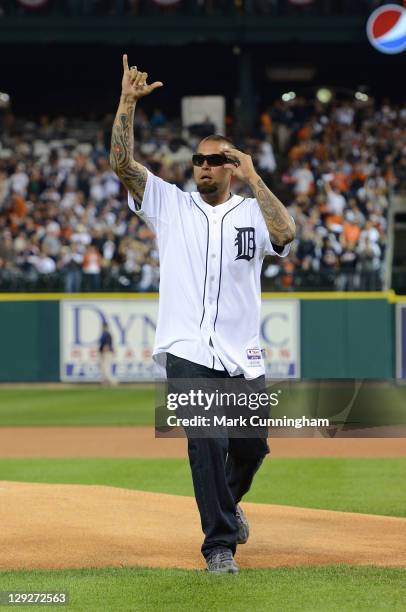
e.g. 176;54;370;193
17;0;48;7
152;0;181;5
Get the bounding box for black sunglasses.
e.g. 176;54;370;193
192;153;239;167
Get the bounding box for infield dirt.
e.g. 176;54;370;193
0;426;404;458
1;428;404;572
0;481;405;571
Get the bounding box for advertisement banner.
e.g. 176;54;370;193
366;4;406;55
288;0;314;5
261;299;300;378
60;297;300;382
60;299;159;382
181;96;226;138
17;0;48;7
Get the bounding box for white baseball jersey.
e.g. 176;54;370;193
128;171;290;379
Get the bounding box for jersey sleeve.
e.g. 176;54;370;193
251;198;294;258
127;170;183;231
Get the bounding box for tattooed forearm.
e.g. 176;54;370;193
109;96;147;204
249;176;295;246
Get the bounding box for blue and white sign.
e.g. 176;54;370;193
367;4;406;54
396;303;406;379
60;299;159;382
261;299;300;378
60;297;300;382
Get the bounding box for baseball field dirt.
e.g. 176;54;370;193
1;481;405;571
0;426;404;574
0;426;405;457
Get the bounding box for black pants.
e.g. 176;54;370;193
166;353;269;559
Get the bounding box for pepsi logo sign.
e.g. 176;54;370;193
367;3;406;54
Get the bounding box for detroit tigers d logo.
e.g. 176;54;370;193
234;227;256;261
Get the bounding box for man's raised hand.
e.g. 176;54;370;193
121;54;163;102
223;147;257;183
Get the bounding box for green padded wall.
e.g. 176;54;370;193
0;298;395;381
301;299;394;378
0;301;59;382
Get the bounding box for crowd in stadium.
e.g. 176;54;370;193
0;96;405;292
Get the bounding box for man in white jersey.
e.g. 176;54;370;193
110;55;295;573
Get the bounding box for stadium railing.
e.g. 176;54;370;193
0;268;384;294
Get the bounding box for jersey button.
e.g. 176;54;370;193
210;275;215;281
211;253;216;258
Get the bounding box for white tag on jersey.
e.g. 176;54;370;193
246;348;262;363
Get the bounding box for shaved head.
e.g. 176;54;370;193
198;135;236;150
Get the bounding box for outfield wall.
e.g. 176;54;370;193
0;292;399;382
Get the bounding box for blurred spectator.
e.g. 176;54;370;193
82;245;102;291
293;162;314;196
29;250;56;275
150;108;167;129
395;155;406;193
358;237;381;290
339;241;358;290
60;242;83;292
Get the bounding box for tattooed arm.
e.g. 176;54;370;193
109;55;163;205
223;146;295;246
247;175;295;246
110;96;147;205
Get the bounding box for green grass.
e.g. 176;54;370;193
0;566;404;611
0;458;405;517
0;452;404;611
1;383;405;427
1;388;404;611
0;388;154;426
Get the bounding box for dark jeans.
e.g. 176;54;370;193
166;353;269;559
64;268;82;293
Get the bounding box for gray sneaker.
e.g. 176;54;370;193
236;504;249;544
206;547;239;574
